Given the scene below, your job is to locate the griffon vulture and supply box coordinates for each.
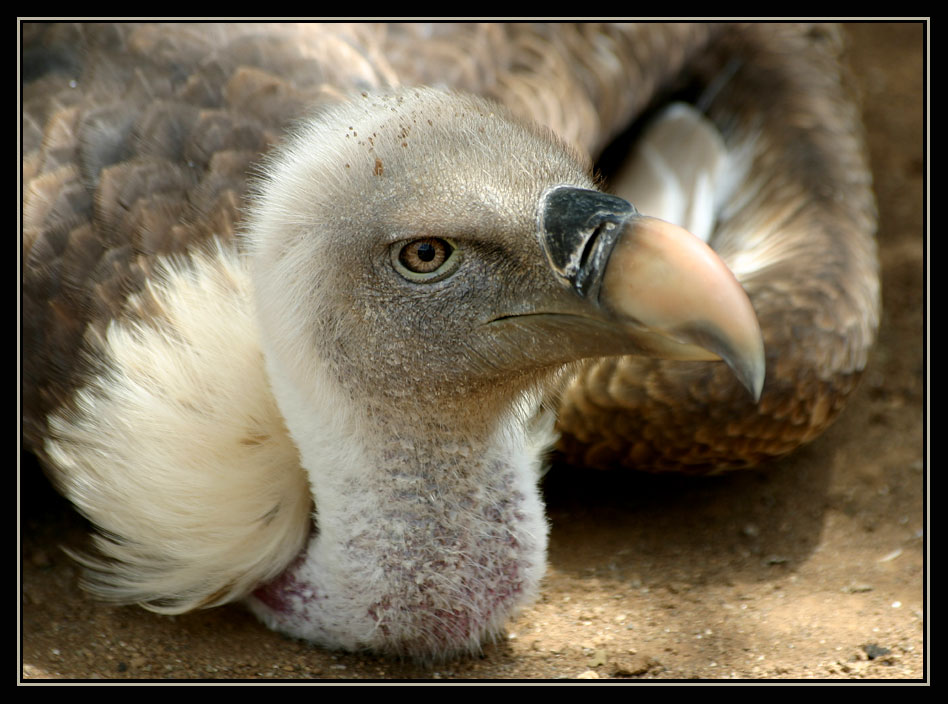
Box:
[21,22,878,660]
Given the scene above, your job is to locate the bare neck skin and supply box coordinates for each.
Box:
[249,355,556,659]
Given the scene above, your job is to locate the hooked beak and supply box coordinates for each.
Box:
[538,185,765,401]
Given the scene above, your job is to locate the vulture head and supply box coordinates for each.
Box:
[229,88,762,657]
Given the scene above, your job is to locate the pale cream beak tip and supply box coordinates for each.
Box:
[600,216,766,401]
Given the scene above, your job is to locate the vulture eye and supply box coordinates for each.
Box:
[392,238,461,282]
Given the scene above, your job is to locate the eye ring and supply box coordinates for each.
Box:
[391,237,461,282]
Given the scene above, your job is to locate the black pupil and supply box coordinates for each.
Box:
[416,242,437,262]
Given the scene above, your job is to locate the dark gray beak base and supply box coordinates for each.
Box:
[537,186,638,301]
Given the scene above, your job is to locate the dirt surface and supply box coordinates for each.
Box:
[20,22,926,682]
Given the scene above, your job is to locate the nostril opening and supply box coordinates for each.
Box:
[579,220,616,271]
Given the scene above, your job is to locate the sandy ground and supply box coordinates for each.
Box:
[20,22,926,682]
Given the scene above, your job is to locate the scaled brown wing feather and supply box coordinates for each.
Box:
[22,22,369,449]
[21,22,878,471]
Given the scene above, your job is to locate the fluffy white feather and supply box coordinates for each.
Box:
[45,243,311,611]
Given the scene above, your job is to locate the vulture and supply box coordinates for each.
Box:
[21,22,879,660]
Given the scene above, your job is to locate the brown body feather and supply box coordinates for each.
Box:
[22,21,876,472]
